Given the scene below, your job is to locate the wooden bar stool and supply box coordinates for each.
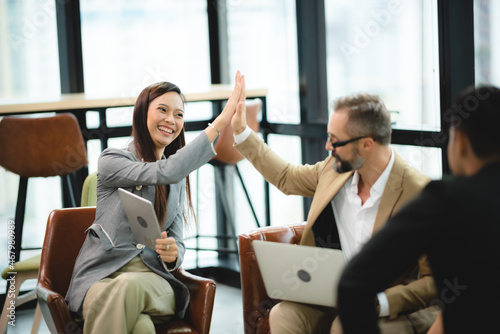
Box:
[0,113,87,333]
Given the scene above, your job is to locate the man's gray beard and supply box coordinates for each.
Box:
[332,154,364,173]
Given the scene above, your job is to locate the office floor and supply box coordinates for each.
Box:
[6,283,244,334]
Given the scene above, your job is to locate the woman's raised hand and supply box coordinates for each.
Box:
[231,72,247,135]
[205,71,245,142]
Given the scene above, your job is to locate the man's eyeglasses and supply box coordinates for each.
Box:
[327,135,371,149]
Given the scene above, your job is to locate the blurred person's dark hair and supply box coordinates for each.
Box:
[450,85,500,159]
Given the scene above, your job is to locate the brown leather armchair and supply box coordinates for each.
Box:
[238,222,306,334]
[36,207,216,334]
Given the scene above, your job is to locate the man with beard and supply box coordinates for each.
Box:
[230,92,439,333]
[337,85,500,334]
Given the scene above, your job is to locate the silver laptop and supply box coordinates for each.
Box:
[118,188,163,251]
[252,240,345,307]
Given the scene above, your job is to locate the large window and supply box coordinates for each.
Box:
[392,145,442,180]
[474,0,500,86]
[325,0,440,130]
[80,0,211,98]
[225,0,303,226]
[226,0,300,124]
[324,0,442,179]
[0,0,60,99]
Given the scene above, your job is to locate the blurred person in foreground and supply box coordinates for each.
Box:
[337,85,500,334]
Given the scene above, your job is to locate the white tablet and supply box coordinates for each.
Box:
[118,188,162,251]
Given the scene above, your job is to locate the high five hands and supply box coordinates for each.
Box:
[231,72,247,136]
[204,71,248,142]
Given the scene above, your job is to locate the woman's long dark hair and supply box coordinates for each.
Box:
[132,82,195,225]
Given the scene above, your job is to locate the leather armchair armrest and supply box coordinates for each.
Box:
[173,267,216,334]
[36,283,82,334]
[238,222,305,334]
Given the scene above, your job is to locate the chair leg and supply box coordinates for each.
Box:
[0,274,20,333]
[0,270,39,333]
[30,303,42,334]
[195,169,200,268]
[214,167,239,256]
[12,176,29,264]
[63,174,77,207]
[15,289,38,305]
[234,165,261,228]
[11,270,39,306]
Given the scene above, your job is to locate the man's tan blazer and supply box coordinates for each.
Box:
[235,131,437,319]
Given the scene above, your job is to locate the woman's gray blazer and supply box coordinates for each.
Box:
[65,133,216,318]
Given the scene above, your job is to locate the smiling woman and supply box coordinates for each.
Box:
[146,94,185,157]
[142,86,186,160]
[64,72,245,333]
[132,82,189,226]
